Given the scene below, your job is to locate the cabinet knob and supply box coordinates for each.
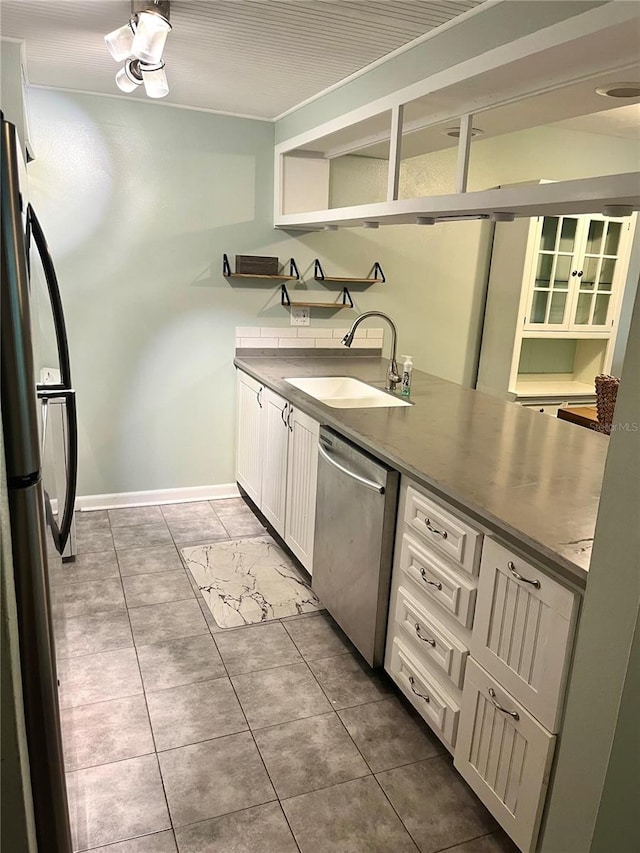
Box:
[488,687,519,720]
[424,518,447,539]
[420,568,443,590]
[414,623,436,646]
[507,560,541,589]
[408,676,430,703]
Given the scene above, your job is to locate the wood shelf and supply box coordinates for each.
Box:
[281,284,354,309]
[313,259,386,284]
[288,301,351,309]
[315,275,384,284]
[223,254,300,280]
[228,273,298,280]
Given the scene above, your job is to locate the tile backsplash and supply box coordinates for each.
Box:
[235,327,384,350]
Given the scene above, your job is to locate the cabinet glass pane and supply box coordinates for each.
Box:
[599,258,616,291]
[559,217,578,252]
[548,291,568,324]
[554,255,571,288]
[535,253,553,285]
[593,294,610,325]
[581,256,599,290]
[540,217,558,251]
[605,222,622,256]
[575,293,593,325]
[586,220,604,254]
[530,291,549,323]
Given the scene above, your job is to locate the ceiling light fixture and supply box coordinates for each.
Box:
[596,83,640,99]
[105,1,172,99]
[445,126,484,138]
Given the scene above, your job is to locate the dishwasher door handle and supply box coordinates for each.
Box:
[318,442,385,494]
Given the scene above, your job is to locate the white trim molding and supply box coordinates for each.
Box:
[75,483,240,512]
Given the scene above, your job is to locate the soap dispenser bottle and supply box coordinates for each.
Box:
[400,355,413,397]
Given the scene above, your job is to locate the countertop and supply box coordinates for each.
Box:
[235,354,608,586]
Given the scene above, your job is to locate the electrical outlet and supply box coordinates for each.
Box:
[291,307,310,326]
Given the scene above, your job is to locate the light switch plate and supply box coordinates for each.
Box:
[291,307,310,326]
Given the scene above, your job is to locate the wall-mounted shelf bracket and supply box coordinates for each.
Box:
[223,254,300,280]
[281,284,354,309]
[313,258,385,283]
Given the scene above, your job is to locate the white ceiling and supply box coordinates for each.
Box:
[0,0,483,119]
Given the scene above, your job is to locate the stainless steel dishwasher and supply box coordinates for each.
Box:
[313,427,399,667]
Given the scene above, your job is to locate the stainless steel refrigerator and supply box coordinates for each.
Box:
[2,114,77,852]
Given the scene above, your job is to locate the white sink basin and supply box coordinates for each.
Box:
[284,376,411,408]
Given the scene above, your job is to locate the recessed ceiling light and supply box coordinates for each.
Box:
[444,127,484,138]
[596,83,640,99]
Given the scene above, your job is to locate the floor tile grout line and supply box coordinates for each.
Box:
[118,549,176,841]
[434,829,503,853]
[168,802,302,852]
[216,643,304,851]
[370,771,423,852]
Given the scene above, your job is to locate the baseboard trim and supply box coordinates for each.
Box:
[75,483,240,512]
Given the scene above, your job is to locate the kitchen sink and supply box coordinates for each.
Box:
[284,376,411,408]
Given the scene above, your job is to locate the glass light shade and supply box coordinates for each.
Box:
[141,64,169,99]
[105,23,134,61]
[131,11,171,64]
[115,61,143,93]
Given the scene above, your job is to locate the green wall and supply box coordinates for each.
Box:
[25,87,640,498]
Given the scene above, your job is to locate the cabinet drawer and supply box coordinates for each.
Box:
[395,586,469,688]
[388,637,460,750]
[405,486,481,576]
[454,659,555,853]
[399,534,477,628]
[472,538,579,732]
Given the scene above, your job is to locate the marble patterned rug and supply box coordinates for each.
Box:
[181,535,322,628]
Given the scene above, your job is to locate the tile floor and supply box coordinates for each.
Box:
[53,498,518,853]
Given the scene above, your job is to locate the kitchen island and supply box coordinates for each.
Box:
[234,352,607,587]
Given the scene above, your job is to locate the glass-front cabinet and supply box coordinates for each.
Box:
[524,214,632,333]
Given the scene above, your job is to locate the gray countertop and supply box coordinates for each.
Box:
[235,354,608,586]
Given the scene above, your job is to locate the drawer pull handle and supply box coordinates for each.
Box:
[414,623,436,646]
[424,518,448,539]
[508,561,540,589]
[408,676,430,703]
[420,568,443,590]
[488,688,519,720]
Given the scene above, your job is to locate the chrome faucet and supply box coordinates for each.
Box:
[342,311,401,392]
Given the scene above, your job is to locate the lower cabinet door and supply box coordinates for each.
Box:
[284,407,319,573]
[236,371,265,506]
[454,659,555,853]
[471,538,578,733]
[260,389,289,536]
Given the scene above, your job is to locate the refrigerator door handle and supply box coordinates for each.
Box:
[37,388,78,555]
[25,204,73,388]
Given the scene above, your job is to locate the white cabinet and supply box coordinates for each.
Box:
[236,370,265,505]
[284,407,319,573]
[524,214,630,333]
[454,659,555,853]
[260,388,290,536]
[386,478,483,753]
[471,538,579,733]
[235,370,319,573]
[477,211,636,404]
[387,479,581,852]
